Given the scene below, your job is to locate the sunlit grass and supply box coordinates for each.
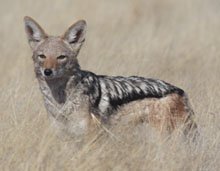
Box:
[0,0,220,170]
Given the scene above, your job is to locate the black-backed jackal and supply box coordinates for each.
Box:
[24,16,197,139]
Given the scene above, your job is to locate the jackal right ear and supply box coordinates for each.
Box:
[24,16,48,50]
[62,20,87,50]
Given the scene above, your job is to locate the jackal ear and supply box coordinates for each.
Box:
[24,16,48,50]
[63,20,87,49]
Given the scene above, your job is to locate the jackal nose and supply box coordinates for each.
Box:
[44,69,53,76]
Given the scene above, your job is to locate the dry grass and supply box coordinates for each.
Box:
[0,0,220,170]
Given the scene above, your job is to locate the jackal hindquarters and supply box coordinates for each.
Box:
[24,16,197,138]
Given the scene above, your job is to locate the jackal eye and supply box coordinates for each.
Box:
[57,55,67,60]
[38,54,46,59]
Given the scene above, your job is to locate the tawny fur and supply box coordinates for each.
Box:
[113,94,196,134]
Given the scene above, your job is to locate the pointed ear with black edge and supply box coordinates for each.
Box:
[23,16,48,50]
[62,20,87,50]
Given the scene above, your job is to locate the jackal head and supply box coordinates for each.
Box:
[24,16,86,80]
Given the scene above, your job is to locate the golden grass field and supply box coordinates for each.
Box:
[1,0,220,170]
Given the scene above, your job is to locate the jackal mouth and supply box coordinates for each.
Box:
[43,75,55,80]
[42,73,66,81]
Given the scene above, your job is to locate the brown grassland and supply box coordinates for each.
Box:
[0,0,220,170]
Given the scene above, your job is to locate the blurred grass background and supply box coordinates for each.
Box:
[0,0,220,170]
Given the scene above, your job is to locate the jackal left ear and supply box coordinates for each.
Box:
[62,20,87,49]
[24,16,48,50]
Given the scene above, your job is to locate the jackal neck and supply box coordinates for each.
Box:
[45,77,69,104]
[43,67,83,104]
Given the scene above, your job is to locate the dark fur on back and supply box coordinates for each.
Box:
[73,70,185,118]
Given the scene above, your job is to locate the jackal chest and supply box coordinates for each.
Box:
[41,88,91,137]
[45,94,89,119]
[39,82,90,120]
